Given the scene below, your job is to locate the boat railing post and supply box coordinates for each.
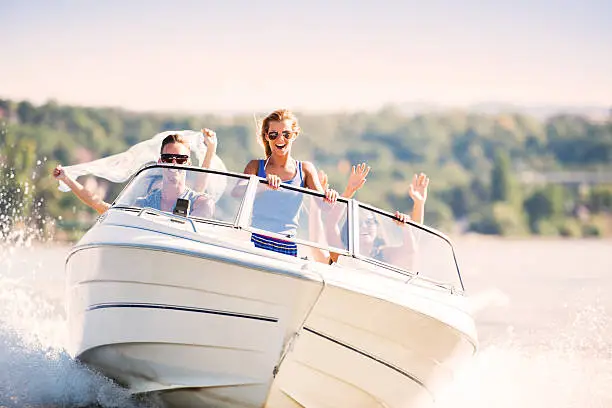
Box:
[235,175,259,229]
[348,200,360,257]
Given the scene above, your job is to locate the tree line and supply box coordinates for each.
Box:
[1,98,611,241]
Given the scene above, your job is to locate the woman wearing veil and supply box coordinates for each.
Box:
[53,128,219,214]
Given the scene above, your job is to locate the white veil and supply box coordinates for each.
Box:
[57,130,228,201]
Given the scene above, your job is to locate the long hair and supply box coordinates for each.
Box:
[257,109,300,157]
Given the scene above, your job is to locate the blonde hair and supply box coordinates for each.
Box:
[257,109,301,157]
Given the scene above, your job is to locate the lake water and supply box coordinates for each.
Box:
[0,236,610,407]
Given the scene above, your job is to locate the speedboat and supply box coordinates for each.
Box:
[65,164,478,407]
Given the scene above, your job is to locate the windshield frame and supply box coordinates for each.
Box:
[111,163,252,228]
[353,201,465,292]
[239,178,353,255]
[110,164,465,293]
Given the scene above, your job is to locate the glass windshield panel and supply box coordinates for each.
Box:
[248,181,349,253]
[357,206,462,289]
[114,165,247,225]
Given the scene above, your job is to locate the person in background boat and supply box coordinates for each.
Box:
[321,165,429,266]
[236,108,338,257]
[52,128,219,215]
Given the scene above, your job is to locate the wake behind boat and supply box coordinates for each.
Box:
[65,164,478,407]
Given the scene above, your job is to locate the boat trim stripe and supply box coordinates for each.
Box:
[87,302,278,323]
[303,326,432,396]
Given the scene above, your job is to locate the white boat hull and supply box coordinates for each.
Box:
[268,281,476,408]
[67,219,326,407]
[66,209,477,407]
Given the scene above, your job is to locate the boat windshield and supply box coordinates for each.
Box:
[355,205,463,290]
[113,165,248,225]
[113,165,350,254]
[113,165,462,291]
[246,180,350,254]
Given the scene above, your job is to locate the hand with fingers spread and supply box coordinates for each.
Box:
[266,174,282,190]
[408,172,429,205]
[344,163,370,198]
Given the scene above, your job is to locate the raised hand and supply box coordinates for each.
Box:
[53,165,67,181]
[408,173,429,204]
[345,163,370,197]
[201,128,218,152]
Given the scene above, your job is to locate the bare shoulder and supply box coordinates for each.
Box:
[300,160,318,176]
[243,159,260,175]
[299,161,322,190]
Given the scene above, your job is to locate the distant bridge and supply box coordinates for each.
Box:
[519,171,612,185]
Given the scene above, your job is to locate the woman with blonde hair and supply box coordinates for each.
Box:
[240,109,337,257]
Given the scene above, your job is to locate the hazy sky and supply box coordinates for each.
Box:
[1,0,610,113]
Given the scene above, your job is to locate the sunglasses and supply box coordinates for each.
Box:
[267,131,296,141]
[361,217,378,227]
[161,153,189,164]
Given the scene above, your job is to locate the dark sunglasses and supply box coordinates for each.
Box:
[161,153,189,164]
[267,131,296,141]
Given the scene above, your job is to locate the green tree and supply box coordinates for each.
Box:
[491,150,514,203]
[16,100,38,124]
[523,186,565,232]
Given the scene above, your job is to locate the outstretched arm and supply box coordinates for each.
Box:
[53,165,111,214]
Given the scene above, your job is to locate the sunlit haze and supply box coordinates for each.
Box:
[1,0,611,113]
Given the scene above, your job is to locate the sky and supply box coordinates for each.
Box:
[1,0,611,113]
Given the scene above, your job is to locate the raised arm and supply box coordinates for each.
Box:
[324,163,370,263]
[325,163,370,231]
[379,174,430,268]
[408,173,429,224]
[201,128,218,170]
[53,165,111,215]
[194,128,218,192]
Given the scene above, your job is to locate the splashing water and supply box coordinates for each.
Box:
[0,164,161,407]
[0,159,610,407]
[435,299,612,408]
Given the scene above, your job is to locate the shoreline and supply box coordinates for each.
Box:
[2,234,610,252]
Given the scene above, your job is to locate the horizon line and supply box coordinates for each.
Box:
[1,95,610,118]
